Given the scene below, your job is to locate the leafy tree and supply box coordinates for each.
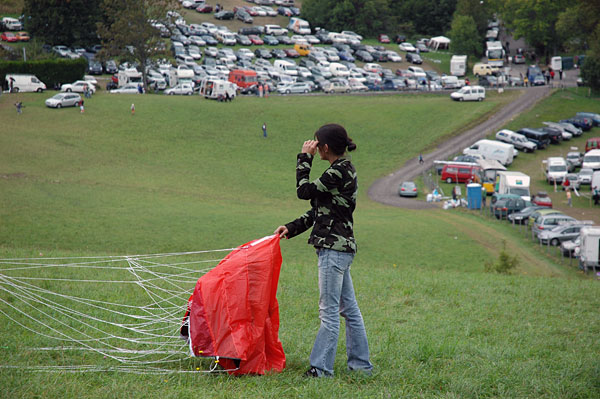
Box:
[389,0,457,36]
[581,53,600,92]
[96,0,177,90]
[499,0,571,60]
[454,0,490,37]
[449,14,482,56]
[22,0,101,47]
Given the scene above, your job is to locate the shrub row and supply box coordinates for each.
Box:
[0,58,87,89]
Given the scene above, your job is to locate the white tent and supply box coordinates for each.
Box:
[429,36,451,51]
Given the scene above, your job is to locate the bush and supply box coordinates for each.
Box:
[580,51,600,93]
[485,240,519,274]
[0,57,87,89]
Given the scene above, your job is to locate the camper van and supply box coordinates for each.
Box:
[450,55,467,76]
[228,69,257,91]
[4,74,46,93]
[117,68,143,87]
[1,17,22,31]
[463,139,514,165]
[545,157,568,184]
[496,171,531,201]
[579,227,600,271]
[551,56,563,72]
[198,78,237,100]
[477,159,506,195]
[287,18,311,35]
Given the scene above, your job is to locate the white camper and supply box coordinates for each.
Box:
[464,139,514,166]
[4,74,46,93]
[551,56,563,72]
[274,60,298,76]
[117,68,143,87]
[450,55,467,76]
[496,171,531,201]
[579,227,600,271]
[287,18,311,35]
[198,78,236,100]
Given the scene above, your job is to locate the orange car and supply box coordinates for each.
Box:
[16,31,30,41]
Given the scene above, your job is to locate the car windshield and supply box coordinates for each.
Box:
[580,169,593,175]
[549,165,566,172]
[584,156,600,162]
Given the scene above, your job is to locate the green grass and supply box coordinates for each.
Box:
[1,89,599,398]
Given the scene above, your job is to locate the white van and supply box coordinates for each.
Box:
[451,85,485,102]
[495,129,537,153]
[473,63,495,76]
[442,75,462,89]
[5,74,47,93]
[545,157,568,184]
[463,139,514,165]
[582,149,600,170]
[329,62,349,77]
[274,60,298,76]
[2,17,22,31]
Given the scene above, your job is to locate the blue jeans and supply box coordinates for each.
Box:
[309,248,373,376]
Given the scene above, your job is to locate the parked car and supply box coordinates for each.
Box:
[578,168,594,185]
[254,48,272,59]
[1,31,18,42]
[15,31,30,41]
[61,80,96,94]
[493,198,531,220]
[528,208,562,227]
[110,84,141,94]
[196,5,213,13]
[507,205,545,225]
[45,92,82,108]
[538,223,587,246]
[451,85,485,102]
[214,10,234,20]
[378,34,391,44]
[531,191,552,208]
[248,35,264,45]
[263,35,279,46]
[277,82,312,94]
[164,83,194,95]
[513,54,526,64]
[398,181,418,197]
[416,43,429,53]
[532,213,576,238]
[398,42,416,52]
[576,112,600,127]
[323,80,350,94]
[406,53,422,64]
[560,116,593,131]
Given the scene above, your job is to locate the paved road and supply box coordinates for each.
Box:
[367,86,554,209]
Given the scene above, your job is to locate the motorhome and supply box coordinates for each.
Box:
[117,68,143,87]
[582,149,600,170]
[450,55,467,76]
[485,41,505,67]
[198,78,237,100]
[4,74,46,93]
[551,56,563,72]
[463,139,514,165]
[496,171,531,201]
[477,159,506,195]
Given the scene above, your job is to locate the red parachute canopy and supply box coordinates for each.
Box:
[182,235,286,375]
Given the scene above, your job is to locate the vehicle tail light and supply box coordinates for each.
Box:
[502,207,508,211]
[413,188,417,191]
[401,188,405,191]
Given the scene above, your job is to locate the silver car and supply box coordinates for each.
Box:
[45,93,82,108]
[277,82,312,94]
[578,168,594,185]
[538,223,586,246]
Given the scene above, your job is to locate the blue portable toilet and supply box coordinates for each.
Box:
[467,183,482,209]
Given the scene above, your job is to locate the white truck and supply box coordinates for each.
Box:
[544,157,568,184]
[450,55,467,77]
[1,17,22,31]
[496,171,531,201]
[198,78,236,100]
[287,17,311,35]
[463,139,514,166]
[4,74,47,93]
[579,227,600,272]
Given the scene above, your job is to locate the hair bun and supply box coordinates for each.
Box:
[347,139,357,152]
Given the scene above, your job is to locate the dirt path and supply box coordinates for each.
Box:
[367,86,553,209]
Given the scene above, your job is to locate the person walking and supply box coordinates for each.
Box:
[131,103,135,115]
[79,99,85,113]
[262,122,267,138]
[258,83,263,98]
[14,101,22,114]
[418,153,424,164]
[274,124,373,378]
[523,76,529,87]
[559,69,563,80]
[566,188,572,207]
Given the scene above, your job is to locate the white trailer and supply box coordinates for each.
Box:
[579,227,600,272]
[450,55,467,77]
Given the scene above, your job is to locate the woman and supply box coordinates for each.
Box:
[274,124,373,378]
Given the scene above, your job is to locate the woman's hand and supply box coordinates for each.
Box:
[274,226,288,238]
[301,140,319,155]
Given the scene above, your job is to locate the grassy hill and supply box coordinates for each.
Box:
[1,89,599,398]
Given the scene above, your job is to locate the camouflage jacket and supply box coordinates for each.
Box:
[285,153,357,253]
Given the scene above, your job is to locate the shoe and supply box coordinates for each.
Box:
[304,367,320,378]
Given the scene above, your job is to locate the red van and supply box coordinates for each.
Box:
[585,137,600,153]
[228,69,257,91]
[441,164,481,184]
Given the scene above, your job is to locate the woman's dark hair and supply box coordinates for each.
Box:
[314,124,356,155]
